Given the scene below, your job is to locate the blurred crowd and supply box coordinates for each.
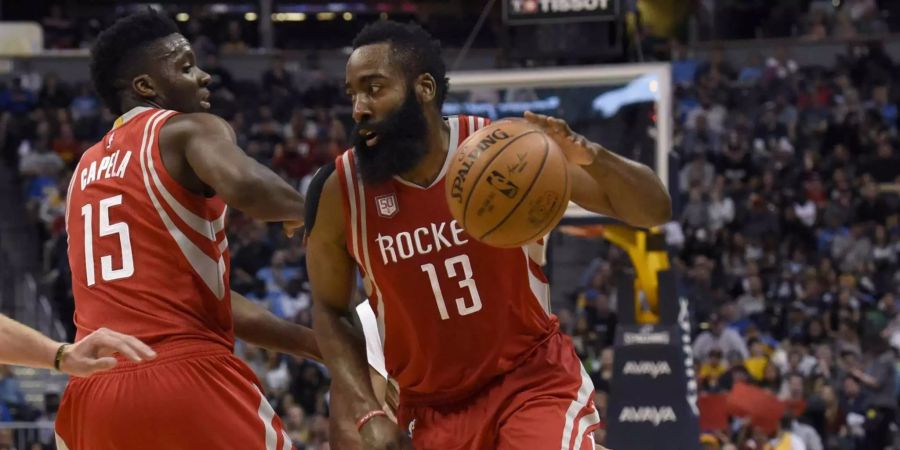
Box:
[691,0,896,41]
[563,38,899,449]
[1,8,900,450]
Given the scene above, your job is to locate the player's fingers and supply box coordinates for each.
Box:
[117,334,157,360]
[94,334,144,362]
[86,356,118,374]
[101,330,157,360]
[523,111,549,126]
[550,117,569,134]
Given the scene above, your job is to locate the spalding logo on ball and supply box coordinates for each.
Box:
[445,118,572,248]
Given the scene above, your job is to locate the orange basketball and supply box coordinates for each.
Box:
[445,118,572,248]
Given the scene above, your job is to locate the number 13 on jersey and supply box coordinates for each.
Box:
[420,254,483,320]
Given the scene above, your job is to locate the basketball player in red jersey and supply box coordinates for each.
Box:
[55,10,318,450]
[307,21,669,450]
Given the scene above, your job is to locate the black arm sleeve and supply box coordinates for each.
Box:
[303,161,337,238]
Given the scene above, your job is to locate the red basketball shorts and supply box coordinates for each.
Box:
[398,332,600,450]
[54,339,295,450]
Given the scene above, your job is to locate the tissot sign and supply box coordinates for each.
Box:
[503,0,619,25]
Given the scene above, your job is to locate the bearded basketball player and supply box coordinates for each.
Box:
[308,21,668,450]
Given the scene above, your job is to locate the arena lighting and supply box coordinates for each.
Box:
[244,12,258,22]
[175,12,189,22]
[317,12,337,20]
[343,12,353,21]
[272,12,306,22]
[208,4,229,14]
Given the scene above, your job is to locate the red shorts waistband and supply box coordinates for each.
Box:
[93,338,234,375]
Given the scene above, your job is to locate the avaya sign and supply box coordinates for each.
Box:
[503,0,619,25]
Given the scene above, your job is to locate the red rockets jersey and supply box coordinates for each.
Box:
[335,115,559,406]
[65,107,233,349]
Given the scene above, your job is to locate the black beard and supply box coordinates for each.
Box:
[352,89,429,185]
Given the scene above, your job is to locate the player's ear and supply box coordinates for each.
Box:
[132,74,156,100]
[415,73,436,104]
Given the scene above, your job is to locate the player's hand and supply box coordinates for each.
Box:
[60,327,156,377]
[524,111,597,166]
[360,415,413,450]
[283,220,304,238]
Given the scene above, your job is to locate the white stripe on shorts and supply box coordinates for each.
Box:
[256,385,278,450]
[55,433,71,450]
[560,364,596,450]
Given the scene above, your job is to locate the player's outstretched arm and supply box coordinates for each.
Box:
[524,111,672,229]
[308,173,412,450]
[161,112,305,223]
[231,290,321,361]
[0,314,156,377]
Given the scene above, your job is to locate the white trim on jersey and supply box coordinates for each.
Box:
[522,239,551,314]
[468,116,476,135]
[138,110,227,299]
[354,175,387,344]
[342,151,387,344]
[281,430,292,450]
[356,300,388,379]
[63,160,78,231]
[340,152,361,271]
[391,116,460,190]
[213,208,227,233]
[117,106,153,126]
[524,254,550,314]
[146,129,220,241]
[561,364,600,450]
[525,238,548,266]
[430,116,461,188]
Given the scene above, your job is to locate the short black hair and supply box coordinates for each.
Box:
[90,9,180,115]
[352,20,449,107]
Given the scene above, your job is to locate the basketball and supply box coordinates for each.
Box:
[445,119,572,248]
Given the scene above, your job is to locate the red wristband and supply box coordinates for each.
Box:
[356,410,388,431]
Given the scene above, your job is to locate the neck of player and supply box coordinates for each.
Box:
[398,114,450,188]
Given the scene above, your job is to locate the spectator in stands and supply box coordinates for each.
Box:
[37,74,70,110]
[0,365,27,421]
[220,20,248,54]
[694,313,750,360]
[0,78,36,115]
[262,56,294,101]
[41,5,76,49]
[850,337,896,449]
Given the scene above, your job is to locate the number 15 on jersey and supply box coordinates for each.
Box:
[80,194,135,286]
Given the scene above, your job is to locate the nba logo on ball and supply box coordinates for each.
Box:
[375,193,399,218]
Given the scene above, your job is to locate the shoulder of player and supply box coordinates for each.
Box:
[159,112,236,147]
